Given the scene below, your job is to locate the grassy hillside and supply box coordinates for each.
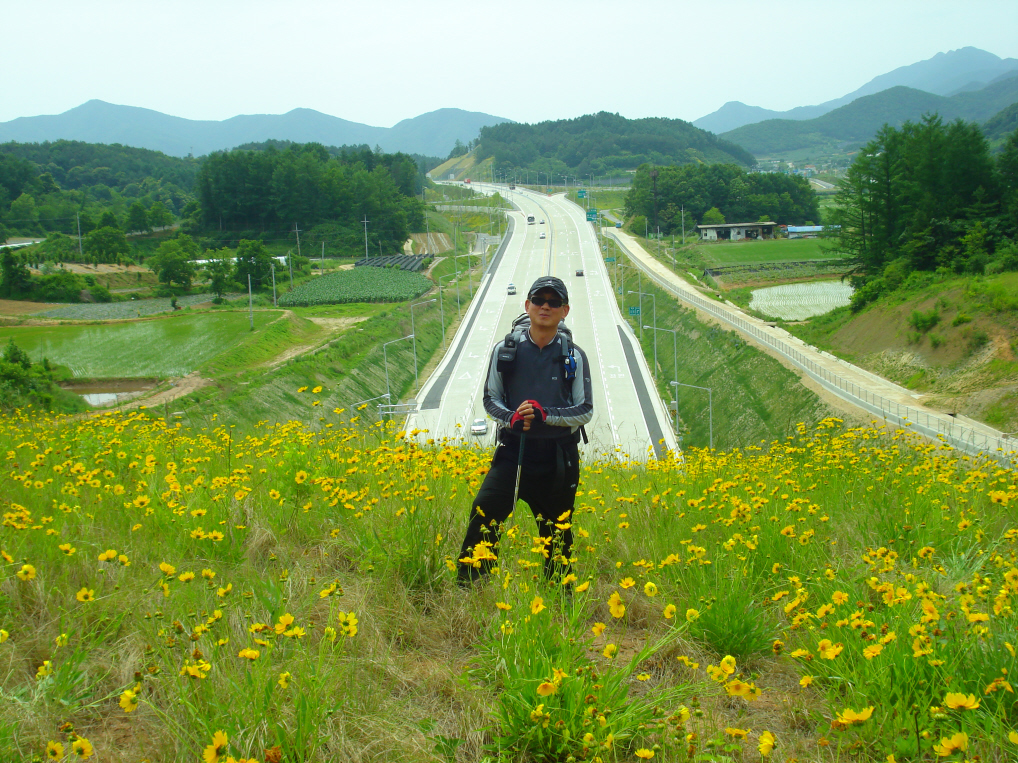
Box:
[723,76,1018,155]
[782,270,1018,430]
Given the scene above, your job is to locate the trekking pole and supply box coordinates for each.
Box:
[512,432,527,509]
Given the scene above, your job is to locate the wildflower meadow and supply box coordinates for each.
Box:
[2,391,1017,762]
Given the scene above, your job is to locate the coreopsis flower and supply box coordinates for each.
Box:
[932,731,967,757]
[725,727,748,739]
[575,580,590,592]
[835,706,874,725]
[531,596,546,615]
[603,643,618,659]
[278,672,291,689]
[591,622,606,636]
[619,577,636,589]
[16,564,36,581]
[159,562,176,576]
[203,730,229,763]
[644,582,658,597]
[75,588,95,602]
[831,591,850,605]
[295,470,309,484]
[663,604,676,619]
[46,741,64,760]
[0,630,8,643]
[537,681,557,696]
[120,687,139,712]
[635,750,655,759]
[799,675,814,688]
[238,648,260,660]
[685,608,700,622]
[818,639,843,659]
[98,549,117,562]
[71,737,94,759]
[944,692,980,710]
[608,592,625,619]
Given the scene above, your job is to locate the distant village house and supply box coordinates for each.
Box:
[695,221,777,241]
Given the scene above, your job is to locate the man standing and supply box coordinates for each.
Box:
[456,276,594,584]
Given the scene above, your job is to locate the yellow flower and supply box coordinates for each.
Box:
[238,648,260,660]
[608,591,626,619]
[295,470,309,484]
[799,675,814,688]
[312,385,323,393]
[818,639,843,659]
[72,737,94,759]
[831,591,850,605]
[269,489,281,500]
[863,643,883,660]
[278,672,291,688]
[537,681,558,696]
[663,604,676,619]
[178,571,195,582]
[0,629,8,643]
[644,581,658,597]
[531,596,546,615]
[603,643,618,659]
[54,633,68,647]
[75,587,95,602]
[46,741,64,760]
[635,750,655,759]
[16,564,36,581]
[933,731,968,756]
[944,692,980,710]
[726,679,761,700]
[725,727,748,738]
[591,622,606,636]
[203,730,229,763]
[120,687,139,712]
[1009,730,1018,744]
[619,577,636,589]
[758,730,776,756]
[686,608,700,622]
[575,580,590,592]
[159,562,176,576]
[835,706,874,725]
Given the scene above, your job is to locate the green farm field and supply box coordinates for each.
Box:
[696,237,830,265]
[0,312,277,378]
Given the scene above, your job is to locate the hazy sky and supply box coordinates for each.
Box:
[5,0,1018,127]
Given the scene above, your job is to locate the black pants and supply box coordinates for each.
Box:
[456,436,579,583]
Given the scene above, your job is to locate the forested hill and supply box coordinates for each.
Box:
[721,75,1018,155]
[0,140,198,192]
[476,112,756,175]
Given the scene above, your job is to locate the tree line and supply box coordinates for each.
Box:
[624,163,820,232]
[194,142,427,256]
[476,112,756,177]
[826,115,1018,309]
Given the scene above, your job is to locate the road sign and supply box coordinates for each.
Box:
[604,257,616,262]
[585,209,598,221]
[628,306,641,316]
[602,245,607,251]
[577,190,586,198]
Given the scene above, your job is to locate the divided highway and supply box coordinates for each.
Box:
[405,186,678,460]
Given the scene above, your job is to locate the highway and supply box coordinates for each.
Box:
[405,185,678,461]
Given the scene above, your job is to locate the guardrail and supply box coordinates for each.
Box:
[608,233,1017,464]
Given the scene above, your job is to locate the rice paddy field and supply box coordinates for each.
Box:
[2,402,1017,762]
[749,281,854,320]
[37,295,219,321]
[0,312,277,378]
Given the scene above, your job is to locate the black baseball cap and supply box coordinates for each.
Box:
[528,276,568,303]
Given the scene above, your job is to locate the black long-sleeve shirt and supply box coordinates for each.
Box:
[482,329,594,440]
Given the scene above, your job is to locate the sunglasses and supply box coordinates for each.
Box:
[530,296,565,308]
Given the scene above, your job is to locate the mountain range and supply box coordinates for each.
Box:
[0,101,512,159]
[720,73,1018,156]
[694,47,1018,134]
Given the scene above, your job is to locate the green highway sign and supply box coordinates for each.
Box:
[585,209,598,221]
[604,257,616,262]
[628,306,641,316]
[577,190,586,198]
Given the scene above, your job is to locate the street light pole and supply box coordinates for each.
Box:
[671,381,713,450]
[410,298,436,394]
[382,334,415,404]
[645,325,678,429]
[628,290,655,350]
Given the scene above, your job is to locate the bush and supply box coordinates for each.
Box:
[967,329,989,353]
[849,278,886,312]
[952,313,972,326]
[88,285,112,303]
[929,333,944,349]
[908,308,940,333]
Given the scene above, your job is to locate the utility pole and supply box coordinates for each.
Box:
[321,241,324,271]
[271,263,277,306]
[362,216,370,260]
[681,205,685,247]
[247,275,253,330]
[294,223,302,259]
[76,212,83,260]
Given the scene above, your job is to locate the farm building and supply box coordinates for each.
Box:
[695,222,777,241]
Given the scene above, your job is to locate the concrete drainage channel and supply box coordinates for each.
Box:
[60,379,160,407]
